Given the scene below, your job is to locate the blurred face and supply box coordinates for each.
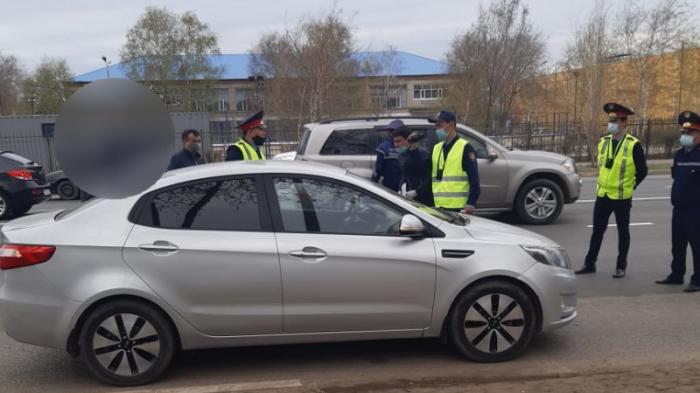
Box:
[681,129,700,144]
[393,136,408,149]
[249,125,267,139]
[184,132,201,150]
[608,117,627,130]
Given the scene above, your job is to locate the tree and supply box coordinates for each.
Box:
[249,7,359,131]
[446,0,545,128]
[0,53,25,115]
[358,46,404,116]
[120,6,222,111]
[22,57,72,115]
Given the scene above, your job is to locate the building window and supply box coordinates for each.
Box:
[212,88,230,112]
[370,85,406,109]
[235,88,254,112]
[413,84,444,100]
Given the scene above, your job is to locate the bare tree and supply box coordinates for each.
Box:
[446,0,545,128]
[22,57,72,115]
[0,53,25,115]
[358,46,404,116]
[120,6,222,111]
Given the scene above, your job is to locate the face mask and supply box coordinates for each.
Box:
[253,136,266,146]
[680,134,695,147]
[607,123,619,134]
[436,129,447,141]
[397,146,408,154]
[190,142,201,154]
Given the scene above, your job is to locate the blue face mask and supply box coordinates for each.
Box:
[680,134,695,147]
[608,122,619,134]
[396,146,408,154]
[436,129,447,141]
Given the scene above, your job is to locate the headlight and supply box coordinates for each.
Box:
[521,245,572,269]
[561,158,576,174]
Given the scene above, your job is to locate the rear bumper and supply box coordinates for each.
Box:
[29,185,52,204]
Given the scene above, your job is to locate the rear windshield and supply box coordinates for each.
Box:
[0,152,34,166]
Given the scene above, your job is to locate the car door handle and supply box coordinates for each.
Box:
[289,247,327,259]
[138,241,180,254]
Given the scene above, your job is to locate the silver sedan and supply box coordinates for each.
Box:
[0,161,576,386]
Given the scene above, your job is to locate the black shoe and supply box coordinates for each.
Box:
[684,283,700,293]
[655,276,684,285]
[575,266,596,274]
[612,269,626,278]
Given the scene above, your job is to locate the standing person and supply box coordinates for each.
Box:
[167,129,205,171]
[656,111,700,292]
[372,119,404,191]
[395,128,433,206]
[225,110,267,161]
[430,110,480,213]
[575,103,648,278]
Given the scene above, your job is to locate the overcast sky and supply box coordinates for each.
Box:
[0,0,660,76]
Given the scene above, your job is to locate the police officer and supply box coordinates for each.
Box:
[655,111,700,292]
[395,127,434,206]
[430,110,480,213]
[225,110,266,161]
[575,103,648,278]
[167,129,205,170]
[372,119,404,191]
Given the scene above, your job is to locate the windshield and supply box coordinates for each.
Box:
[346,171,469,226]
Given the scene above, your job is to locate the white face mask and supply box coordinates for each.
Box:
[608,123,619,134]
[680,134,695,147]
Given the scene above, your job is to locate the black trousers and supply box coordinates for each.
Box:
[669,207,700,285]
[584,196,632,270]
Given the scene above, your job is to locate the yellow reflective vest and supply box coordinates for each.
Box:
[432,138,470,209]
[596,134,638,200]
[234,139,265,161]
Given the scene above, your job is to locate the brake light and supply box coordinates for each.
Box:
[7,169,33,181]
[0,244,55,270]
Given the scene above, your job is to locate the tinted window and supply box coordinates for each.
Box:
[0,152,33,166]
[320,129,377,155]
[458,130,489,159]
[0,156,18,171]
[137,178,261,231]
[273,177,403,236]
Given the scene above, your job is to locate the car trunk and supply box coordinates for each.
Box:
[1,152,48,185]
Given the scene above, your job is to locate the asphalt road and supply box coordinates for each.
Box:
[2,175,699,393]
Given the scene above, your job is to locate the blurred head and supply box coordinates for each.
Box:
[679,111,700,146]
[181,129,201,153]
[431,110,457,140]
[393,126,411,152]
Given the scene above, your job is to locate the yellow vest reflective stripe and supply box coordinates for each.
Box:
[234,139,265,161]
[596,134,638,200]
[432,138,470,209]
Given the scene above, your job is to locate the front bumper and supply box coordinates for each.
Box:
[565,173,582,203]
[519,261,577,332]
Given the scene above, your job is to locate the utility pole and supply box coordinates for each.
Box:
[677,41,685,113]
[101,56,112,79]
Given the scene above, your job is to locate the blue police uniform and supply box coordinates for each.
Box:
[167,148,205,171]
[372,138,403,191]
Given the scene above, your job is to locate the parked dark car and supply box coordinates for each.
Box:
[0,151,51,219]
[46,170,81,200]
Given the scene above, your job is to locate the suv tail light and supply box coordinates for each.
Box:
[0,244,56,270]
[7,168,33,181]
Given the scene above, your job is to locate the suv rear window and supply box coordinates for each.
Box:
[320,129,378,155]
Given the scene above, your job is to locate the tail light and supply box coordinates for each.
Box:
[0,244,56,270]
[7,168,33,181]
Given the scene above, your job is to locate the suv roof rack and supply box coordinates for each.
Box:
[318,116,433,125]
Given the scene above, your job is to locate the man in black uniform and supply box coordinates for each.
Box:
[395,127,434,206]
[225,110,267,161]
[656,111,700,292]
[167,129,205,170]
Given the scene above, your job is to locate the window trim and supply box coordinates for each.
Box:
[128,174,273,232]
[262,173,442,238]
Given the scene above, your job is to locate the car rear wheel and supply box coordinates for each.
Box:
[0,192,13,220]
[515,179,564,225]
[56,179,79,200]
[449,280,537,362]
[79,300,177,386]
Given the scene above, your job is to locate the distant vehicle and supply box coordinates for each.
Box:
[272,151,297,160]
[47,170,81,200]
[0,151,51,219]
[295,117,582,224]
[0,160,576,386]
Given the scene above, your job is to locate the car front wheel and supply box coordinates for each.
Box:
[79,300,177,386]
[515,179,564,225]
[449,280,537,362]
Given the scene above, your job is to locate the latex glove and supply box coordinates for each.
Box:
[405,190,417,199]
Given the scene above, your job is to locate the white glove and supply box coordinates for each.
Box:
[406,190,417,199]
[399,183,408,197]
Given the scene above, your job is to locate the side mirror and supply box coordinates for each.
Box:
[487,147,498,161]
[399,214,426,238]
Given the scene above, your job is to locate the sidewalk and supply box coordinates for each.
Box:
[576,159,672,178]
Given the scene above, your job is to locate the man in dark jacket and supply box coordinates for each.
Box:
[372,119,404,191]
[167,129,205,171]
[395,128,433,206]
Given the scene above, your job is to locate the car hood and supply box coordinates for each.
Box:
[2,211,59,232]
[465,215,559,248]
[505,149,568,164]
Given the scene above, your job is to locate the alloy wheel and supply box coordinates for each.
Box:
[524,187,557,219]
[92,313,160,377]
[464,293,525,353]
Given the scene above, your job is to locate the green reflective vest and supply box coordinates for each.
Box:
[596,134,638,200]
[432,138,470,209]
[234,139,265,161]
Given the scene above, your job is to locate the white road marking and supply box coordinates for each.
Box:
[586,222,654,228]
[576,196,670,203]
[118,379,303,393]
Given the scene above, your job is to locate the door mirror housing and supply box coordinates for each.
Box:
[399,214,426,238]
[487,147,498,161]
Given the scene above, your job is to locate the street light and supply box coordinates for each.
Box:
[101,56,112,79]
[25,96,37,115]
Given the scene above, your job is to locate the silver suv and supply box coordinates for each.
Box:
[296,117,582,224]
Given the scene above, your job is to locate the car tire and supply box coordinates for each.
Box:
[0,191,14,220]
[515,179,564,225]
[449,280,537,362]
[13,203,31,217]
[56,179,79,200]
[79,300,177,386]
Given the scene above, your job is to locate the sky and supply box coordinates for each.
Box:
[0,0,656,76]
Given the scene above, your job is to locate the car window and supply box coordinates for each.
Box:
[320,128,378,155]
[136,177,261,231]
[0,156,18,171]
[273,177,404,236]
[0,152,34,166]
[296,127,311,155]
[457,130,489,159]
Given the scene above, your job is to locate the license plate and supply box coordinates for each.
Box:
[43,189,51,196]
